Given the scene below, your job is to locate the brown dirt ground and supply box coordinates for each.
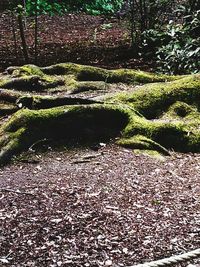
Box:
[0,143,200,266]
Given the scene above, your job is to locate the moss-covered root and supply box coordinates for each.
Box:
[114,75,200,118]
[16,95,102,109]
[0,103,19,117]
[6,64,44,76]
[0,90,21,117]
[0,88,102,111]
[41,62,179,83]
[69,81,109,94]
[0,127,26,165]
[0,75,65,91]
[2,63,181,93]
[0,89,22,103]
[117,135,170,156]
[0,104,129,165]
[1,99,200,164]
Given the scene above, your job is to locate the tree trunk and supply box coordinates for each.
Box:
[34,0,38,64]
[17,9,29,63]
[10,10,19,61]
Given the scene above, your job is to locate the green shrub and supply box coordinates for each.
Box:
[141,29,169,57]
[25,0,123,15]
[26,0,65,15]
[156,10,200,74]
[85,0,122,15]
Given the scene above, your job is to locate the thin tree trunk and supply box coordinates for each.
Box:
[130,0,136,47]
[10,10,18,61]
[34,0,38,64]
[138,0,143,33]
[8,0,18,61]
[17,11,29,63]
[143,0,147,29]
[23,0,27,29]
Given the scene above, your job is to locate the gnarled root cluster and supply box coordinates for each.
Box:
[0,62,199,165]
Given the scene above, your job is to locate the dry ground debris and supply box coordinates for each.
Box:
[0,144,200,266]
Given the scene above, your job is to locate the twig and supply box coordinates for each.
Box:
[0,188,34,196]
[72,153,102,164]
[28,138,49,152]
[82,153,102,160]
[18,158,40,164]
[72,159,91,164]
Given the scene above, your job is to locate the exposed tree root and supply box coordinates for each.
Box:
[16,95,102,109]
[0,104,129,164]
[1,63,179,93]
[117,135,171,156]
[0,75,65,91]
[0,63,199,165]
[41,63,178,83]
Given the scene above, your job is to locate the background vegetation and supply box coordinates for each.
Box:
[1,0,199,74]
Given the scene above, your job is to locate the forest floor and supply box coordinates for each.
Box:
[0,12,154,71]
[0,144,200,266]
[0,12,200,267]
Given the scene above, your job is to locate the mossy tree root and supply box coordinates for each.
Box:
[117,135,171,156]
[0,89,102,117]
[1,102,178,164]
[0,104,130,165]
[113,75,200,118]
[41,63,179,83]
[16,95,102,109]
[1,63,181,94]
[1,99,200,164]
[0,75,65,91]
[0,63,200,165]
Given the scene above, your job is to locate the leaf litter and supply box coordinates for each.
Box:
[0,144,200,266]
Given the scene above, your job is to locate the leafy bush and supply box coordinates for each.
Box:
[85,0,122,15]
[156,9,200,74]
[141,29,169,57]
[26,0,65,15]
[25,0,123,15]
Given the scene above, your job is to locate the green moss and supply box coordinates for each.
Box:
[162,101,198,119]
[70,81,108,94]
[16,94,100,110]
[117,135,170,155]
[42,63,108,81]
[42,63,83,75]
[0,63,183,94]
[117,98,200,153]
[133,149,166,159]
[0,104,130,164]
[113,75,200,118]
[108,69,178,84]
[0,74,65,91]
[0,75,40,90]
[42,63,180,84]
[0,127,26,164]
[12,64,45,77]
